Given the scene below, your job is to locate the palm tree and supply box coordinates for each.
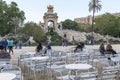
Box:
[88,0,102,44]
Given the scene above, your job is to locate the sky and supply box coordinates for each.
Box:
[5,0,120,23]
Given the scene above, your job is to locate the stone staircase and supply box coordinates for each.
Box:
[56,29,120,42]
[57,29,87,42]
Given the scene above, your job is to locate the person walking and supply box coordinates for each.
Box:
[62,34,68,47]
[18,40,23,49]
[7,39,14,54]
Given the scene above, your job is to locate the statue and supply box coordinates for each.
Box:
[47,35,51,45]
[29,36,35,43]
[47,5,54,12]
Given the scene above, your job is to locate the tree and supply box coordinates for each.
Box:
[115,16,120,37]
[0,0,25,36]
[77,23,91,32]
[62,19,79,30]
[19,22,46,42]
[95,13,120,37]
[88,0,102,44]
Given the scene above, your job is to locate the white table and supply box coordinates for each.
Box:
[65,64,92,78]
[65,64,92,70]
[31,56,49,60]
[26,52,36,55]
[20,52,36,57]
[111,57,120,61]
[111,57,120,65]
[66,53,74,56]
[0,73,16,80]
[24,56,49,61]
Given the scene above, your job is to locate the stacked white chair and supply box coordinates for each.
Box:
[28,59,48,80]
[101,70,118,80]
[79,71,98,80]
[1,66,23,80]
[0,59,12,69]
[18,54,30,66]
[50,64,75,80]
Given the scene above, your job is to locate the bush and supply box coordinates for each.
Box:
[46,29,62,46]
[109,39,120,44]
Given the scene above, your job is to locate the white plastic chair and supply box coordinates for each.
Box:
[50,64,75,80]
[101,70,118,80]
[18,54,30,66]
[0,59,12,69]
[28,60,48,80]
[79,71,98,80]
[1,66,23,80]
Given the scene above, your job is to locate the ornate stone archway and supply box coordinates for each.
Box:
[40,5,62,32]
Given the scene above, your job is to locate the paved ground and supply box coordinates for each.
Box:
[9,44,120,80]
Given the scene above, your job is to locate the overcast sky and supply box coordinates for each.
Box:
[5,0,120,23]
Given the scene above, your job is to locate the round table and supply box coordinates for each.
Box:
[65,64,92,70]
[24,56,49,61]
[30,56,49,60]
[26,52,36,55]
[65,64,92,78]
[0,73,16,80]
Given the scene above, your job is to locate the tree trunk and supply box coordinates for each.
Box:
[91,8,95,45]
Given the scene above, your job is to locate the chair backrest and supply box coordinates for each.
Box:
[79,71,98,80]
[18,54,30,61]
[67,54,76,64]
[101,70,118,80]
[76,54,90,64]
[50,51,61,64]
[51,64,69,80]
[99,58,109,67]
[29,59,48,72]
[0,59,12,68]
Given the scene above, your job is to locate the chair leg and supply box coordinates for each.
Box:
[27,67,31,80]
[33,70,37,80]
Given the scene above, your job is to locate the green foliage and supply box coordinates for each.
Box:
[77,23,91,32]
[109,39,120,44]
[95,39,106,44]
[86,35,93,40]
[95,13,120,37]
[115,17,120,37]
[62,19,79,31]
[17,34,29,43]
[19,22,46,43]
[88,0,102,13]
[46,28,62,46]
[0,0,25,36]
